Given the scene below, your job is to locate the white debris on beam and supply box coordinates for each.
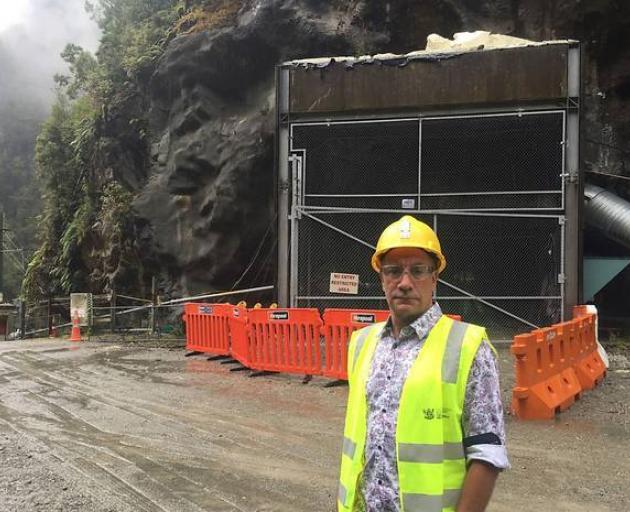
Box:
[283,31,578,68]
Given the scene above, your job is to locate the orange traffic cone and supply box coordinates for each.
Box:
[69,312,82,342]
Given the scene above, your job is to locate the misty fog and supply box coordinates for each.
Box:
[0,0,100,117]
[0,0,101,299]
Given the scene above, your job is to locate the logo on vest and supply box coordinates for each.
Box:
[423,408,451,420]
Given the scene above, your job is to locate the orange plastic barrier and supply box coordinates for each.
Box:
[229,305,250,367]
[321,309,390,380]
[511,322,583,419]
[572,307,606,390]
[247,308,323,376]
[183,303,231,355]
[512,306,607,420]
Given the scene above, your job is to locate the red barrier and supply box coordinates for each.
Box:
[183,303,231,355]
[247,308,323,376]
[185,304,463,380]
[321,309,390,380]
[511,322,583,420]
[229,305,250,367]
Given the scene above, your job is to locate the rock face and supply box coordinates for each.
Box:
[125,0,630,298]
[134,0,375,295]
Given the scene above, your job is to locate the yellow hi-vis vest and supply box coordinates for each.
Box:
[338,315,489,512]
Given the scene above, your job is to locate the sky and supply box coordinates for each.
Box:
[0,0,101,113]
[0,2,29,33]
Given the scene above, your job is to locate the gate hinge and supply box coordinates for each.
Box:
[560,167,579,183]
[279,180,290,192]
[557,273,566,284]
[558,216,566,226]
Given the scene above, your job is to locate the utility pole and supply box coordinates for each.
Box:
[110,286,117,332]
[0,210,4,299]
[150,276,157,335]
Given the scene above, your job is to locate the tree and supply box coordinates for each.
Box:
[23,0,182,302]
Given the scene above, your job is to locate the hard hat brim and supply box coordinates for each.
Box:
[372,246,446,274]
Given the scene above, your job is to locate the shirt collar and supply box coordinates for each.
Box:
[382,302,443,341]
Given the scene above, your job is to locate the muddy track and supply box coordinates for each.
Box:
[0,344,340,511]
[0,340,628,511]
[0,352,238,511]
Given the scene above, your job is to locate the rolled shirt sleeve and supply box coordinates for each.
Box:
[462,340,510,470]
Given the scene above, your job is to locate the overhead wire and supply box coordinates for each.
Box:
[230,213,277,291]
[251,237,277,286]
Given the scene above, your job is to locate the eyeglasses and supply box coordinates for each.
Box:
[381,264,436,281]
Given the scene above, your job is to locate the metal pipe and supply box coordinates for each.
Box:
[116,294,151,303]
[160,285,274,306]
[93,286,274,321]
[584,184,630,249]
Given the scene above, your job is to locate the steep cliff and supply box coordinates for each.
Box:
[26,0,630,305]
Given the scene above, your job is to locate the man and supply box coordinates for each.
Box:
[338,216,508,512]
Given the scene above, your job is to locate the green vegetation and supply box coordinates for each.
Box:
[19,0,245,303]
[23,0,184,302]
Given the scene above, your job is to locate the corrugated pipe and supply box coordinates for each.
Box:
[584,184,630,249]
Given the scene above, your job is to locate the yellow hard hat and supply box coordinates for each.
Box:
[371,215,446,273]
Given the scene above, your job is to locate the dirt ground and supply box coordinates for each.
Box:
[0,337,627,512]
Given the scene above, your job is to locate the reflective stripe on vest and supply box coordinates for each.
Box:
[442,320,469,383]
[402,489,461,512]
[354,320,468,380]
[351,326,374,374]
[339,482,348,505]
[398,442,464,463]
[342,437,356,459]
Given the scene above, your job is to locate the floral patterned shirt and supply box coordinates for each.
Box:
[355,302,509,512]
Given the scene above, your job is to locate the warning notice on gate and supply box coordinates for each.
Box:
[329,273,359,295]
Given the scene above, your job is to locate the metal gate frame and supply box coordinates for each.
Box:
[277,45,581,333]
[293,209,565,330]
[278,107,579,333]
[293,111,566,213]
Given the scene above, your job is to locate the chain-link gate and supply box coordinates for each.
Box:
[287,112,566,338]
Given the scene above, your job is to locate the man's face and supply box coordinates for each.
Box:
[380,247,438,327]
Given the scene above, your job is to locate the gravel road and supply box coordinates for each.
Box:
[0,338,627,511]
